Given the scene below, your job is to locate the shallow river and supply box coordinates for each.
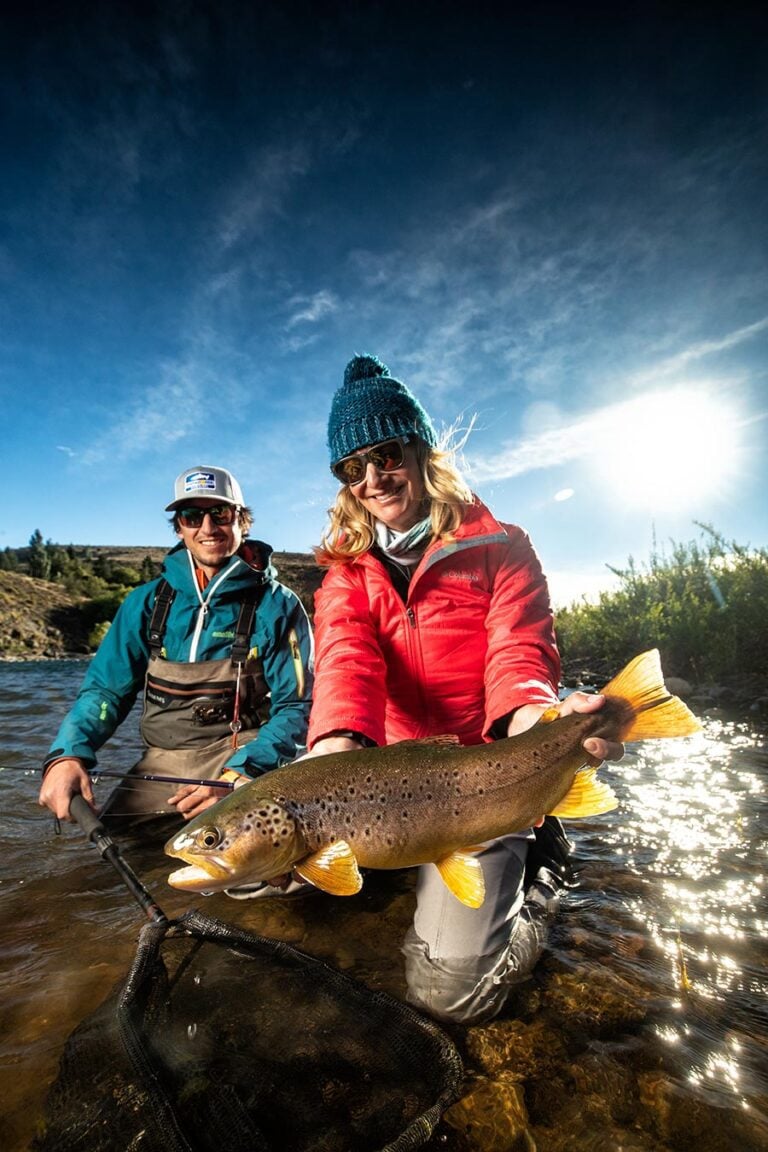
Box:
[0,660,766,1151]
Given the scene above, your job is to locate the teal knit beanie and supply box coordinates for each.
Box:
[328,354,438,464]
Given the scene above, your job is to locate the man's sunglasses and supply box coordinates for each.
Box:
[177,504,238,528]
[331,436,412,485]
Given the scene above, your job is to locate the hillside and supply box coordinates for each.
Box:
[0,548,324,660]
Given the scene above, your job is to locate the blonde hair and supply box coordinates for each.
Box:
[316,437,474,564]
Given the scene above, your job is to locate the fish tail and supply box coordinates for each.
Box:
[601,649,701,741]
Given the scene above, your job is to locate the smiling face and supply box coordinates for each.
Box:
[350,440,428,532]
[175,499,243,577]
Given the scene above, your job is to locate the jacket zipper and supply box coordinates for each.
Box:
[188,554,240,662]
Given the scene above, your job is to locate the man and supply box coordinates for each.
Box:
[39,465,313,823]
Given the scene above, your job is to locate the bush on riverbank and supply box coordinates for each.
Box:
[556,523,768,683]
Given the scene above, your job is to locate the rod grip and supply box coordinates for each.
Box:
[69,793,106,841]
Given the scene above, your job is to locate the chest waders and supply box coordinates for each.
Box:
[101,580,268,817]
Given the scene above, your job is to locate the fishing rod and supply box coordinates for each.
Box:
[0,764,236,790]
[70,794,169,925]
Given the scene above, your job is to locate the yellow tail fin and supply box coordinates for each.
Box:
[601,649,701,742]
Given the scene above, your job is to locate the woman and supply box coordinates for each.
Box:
[306,354,621,1025]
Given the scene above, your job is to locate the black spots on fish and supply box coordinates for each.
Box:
[348,785,356,796]
[453,807,460,817]
[364,828,371,838]
[401,790,413,800]
[365,774,373,785]
[386,835,394,846]
[379,794,387,804]
[401,810,409,820]
[375,812,383,822]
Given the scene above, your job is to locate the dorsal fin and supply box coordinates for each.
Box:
[391,735,462,749]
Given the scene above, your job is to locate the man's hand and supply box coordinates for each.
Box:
[38,759,96,821]
[168,774,248,821]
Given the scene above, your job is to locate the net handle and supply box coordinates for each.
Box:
[70,795,169,926]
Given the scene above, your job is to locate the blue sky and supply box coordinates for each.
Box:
[3,1,767,607]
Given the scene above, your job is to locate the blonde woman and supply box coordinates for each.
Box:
[306,354,621,1025]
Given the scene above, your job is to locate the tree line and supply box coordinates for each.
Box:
[2,531,163,650]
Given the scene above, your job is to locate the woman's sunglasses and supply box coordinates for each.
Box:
[177,504,238,528]
[331,436,411,485]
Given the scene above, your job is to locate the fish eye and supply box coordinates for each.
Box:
[197,827,222,849]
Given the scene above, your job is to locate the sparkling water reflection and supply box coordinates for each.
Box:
[0,661,766,1150]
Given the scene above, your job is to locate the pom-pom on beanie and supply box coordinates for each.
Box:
[328,354,437,465]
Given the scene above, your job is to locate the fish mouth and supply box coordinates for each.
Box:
[167,863,233,892]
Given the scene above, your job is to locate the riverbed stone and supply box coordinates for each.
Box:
[443,1075,535,1151]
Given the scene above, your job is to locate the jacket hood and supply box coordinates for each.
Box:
[161,538,276,594]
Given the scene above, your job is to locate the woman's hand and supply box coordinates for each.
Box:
[38,758,95,821]
[301,735,366,760]
[507,692,625,764]
[558,691,625,764]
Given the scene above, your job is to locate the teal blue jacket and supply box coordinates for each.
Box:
[46,541,314,776]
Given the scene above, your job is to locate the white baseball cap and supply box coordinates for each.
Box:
[165,466,245,511]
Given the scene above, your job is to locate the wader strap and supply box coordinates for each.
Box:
[148,579,175,655]
[230,582,267,666]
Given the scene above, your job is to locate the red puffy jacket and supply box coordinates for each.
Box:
[308,499,560,748]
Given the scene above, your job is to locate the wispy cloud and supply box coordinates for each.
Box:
[76,349,232,467]
[56,445,76,458]
[217,144,312,249]
[630,316,768,386]
[285,290,338,330]
[466,313,768,483]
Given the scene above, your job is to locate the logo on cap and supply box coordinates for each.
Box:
[183,471,216,494]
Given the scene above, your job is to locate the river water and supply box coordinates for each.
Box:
[0,660,766,1151]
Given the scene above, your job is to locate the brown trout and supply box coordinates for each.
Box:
[165,649,700,907]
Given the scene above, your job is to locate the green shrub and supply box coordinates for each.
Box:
[556,524,768,681]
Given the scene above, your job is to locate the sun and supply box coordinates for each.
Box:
[591,386,741,513]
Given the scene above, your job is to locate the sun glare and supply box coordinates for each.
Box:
[592,386,741,512]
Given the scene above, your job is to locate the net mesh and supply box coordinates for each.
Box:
[32,909,463,1152]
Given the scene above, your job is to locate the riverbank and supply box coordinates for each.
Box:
[2,561,767,716]
[0,551,324,660]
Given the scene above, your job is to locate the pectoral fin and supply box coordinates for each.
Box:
[294,840,363,896]
[550,768,618,819]
[435,850,485,908]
